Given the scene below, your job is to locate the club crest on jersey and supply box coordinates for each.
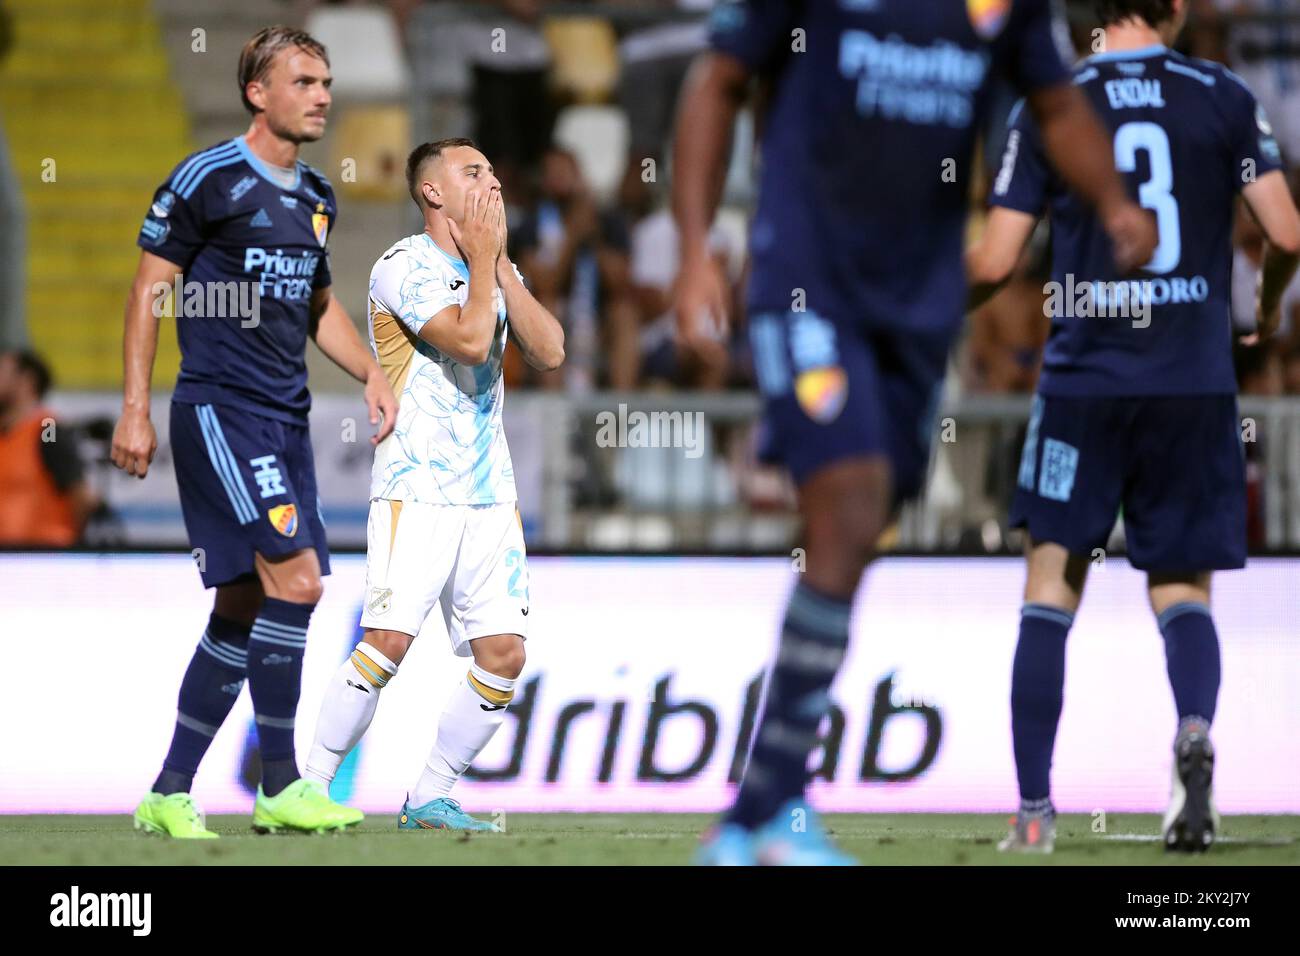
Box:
[268,503,298,537]
[967,0,1010,40]
[795,366,848,424]
[312,203,329,247]
[367,587,392,615]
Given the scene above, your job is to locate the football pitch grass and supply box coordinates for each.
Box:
[3,813,1298,865]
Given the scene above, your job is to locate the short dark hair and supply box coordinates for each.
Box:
[6,349,52,398]
[405,138,478,207]
[1093,1,1176,28]
[238,26,329,114]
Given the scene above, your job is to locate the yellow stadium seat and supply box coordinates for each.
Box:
[329,106,411,203]
[543,17,620,105]
[0,0,188,388]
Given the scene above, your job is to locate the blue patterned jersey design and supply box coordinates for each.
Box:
[367,233,517,505]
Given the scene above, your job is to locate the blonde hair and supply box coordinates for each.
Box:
[237,26,329,114]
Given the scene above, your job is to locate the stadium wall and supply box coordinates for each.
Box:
[1,555,1296,815]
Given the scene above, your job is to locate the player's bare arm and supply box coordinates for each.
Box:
[965,208,1039,311]
[418,188,501,365]
[1241,171,1300,341]
[1027,83,1158,273]
[309,286,397,445]
[110,250,181,478]
[672,51,748,347]
[494,192,564,371]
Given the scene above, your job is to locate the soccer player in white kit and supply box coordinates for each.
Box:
[304,139,564,830]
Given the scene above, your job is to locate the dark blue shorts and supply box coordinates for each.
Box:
[748,310,949,500]
[1010,393,1246,572]
[169,401,330,589]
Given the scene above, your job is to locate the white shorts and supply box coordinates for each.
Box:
[359,499,530,656]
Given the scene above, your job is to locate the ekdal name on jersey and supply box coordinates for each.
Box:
[1105,77,1165,110]
[244,247,320,301]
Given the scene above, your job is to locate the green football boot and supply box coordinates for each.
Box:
[252,778,363,834]
[133,792,220,839]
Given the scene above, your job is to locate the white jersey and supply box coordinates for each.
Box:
[367,232,517,505]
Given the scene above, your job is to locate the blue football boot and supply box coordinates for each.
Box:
[695,823,758,866]
[751,800,857,866]
[398,796,500,832]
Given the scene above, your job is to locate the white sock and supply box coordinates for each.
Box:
[304,642,399,788]
[410,663,516,806]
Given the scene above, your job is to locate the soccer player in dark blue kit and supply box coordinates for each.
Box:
[674,0,1157,864]
[968,0,1300,852]
[110,27,398,837]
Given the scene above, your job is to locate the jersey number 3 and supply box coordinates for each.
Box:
[1114,121,1181,274]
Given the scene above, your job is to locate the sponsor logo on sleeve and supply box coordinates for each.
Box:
[139,218,170,246]
[1257,104,1274,137]
[151,191,176,219]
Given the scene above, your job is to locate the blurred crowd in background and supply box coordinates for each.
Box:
[4,0,1300,549]
[385,0,750,394]
[300,0,1300,399]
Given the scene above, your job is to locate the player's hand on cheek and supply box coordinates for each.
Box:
[449,189,477,255]
[494,191,507,258]
[456,188,499,264]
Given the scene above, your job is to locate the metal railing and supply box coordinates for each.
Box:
[30,390,1300,554]
[532,391,1300,554]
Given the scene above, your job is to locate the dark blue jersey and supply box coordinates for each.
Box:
[137,137,338,422]
[992,46,1283,396]
[709,0,1072,331]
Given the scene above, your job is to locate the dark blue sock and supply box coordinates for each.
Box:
[727,582,851,830]
[1158,602,1220,725]
[153,614,250,795]
[1010,603,1073,804]
[246,598,314,797]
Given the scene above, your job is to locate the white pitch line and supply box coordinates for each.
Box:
[1098,834,1294,846]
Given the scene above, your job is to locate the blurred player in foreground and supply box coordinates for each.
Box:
[968,0,1300,853]
[674,0,1157,865]
[111,27,397,837]
[303,140,564,831]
